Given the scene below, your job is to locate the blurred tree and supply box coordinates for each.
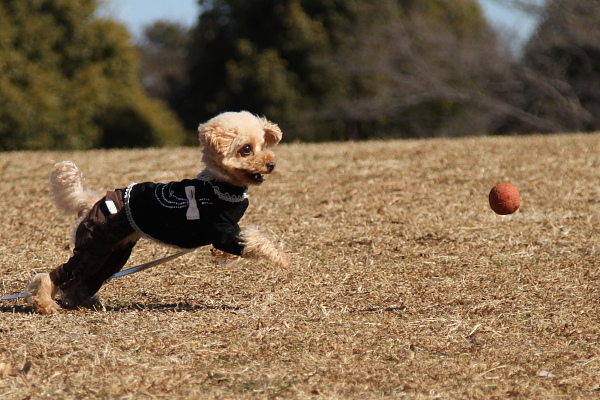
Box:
[517,0,600,133]
[137,21,190,109]
[179,0,330,140]
[178,0,510,140]
[320,0,507,139]
[0,0,186,150]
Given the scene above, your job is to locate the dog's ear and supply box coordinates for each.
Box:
[261,118,283,148]
[198,122,235,155]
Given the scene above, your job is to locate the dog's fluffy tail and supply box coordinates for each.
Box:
[50,161,100,217]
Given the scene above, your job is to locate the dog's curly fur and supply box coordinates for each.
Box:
[26,111,290,314]
[25,273,60,315]
[49,160,100,244]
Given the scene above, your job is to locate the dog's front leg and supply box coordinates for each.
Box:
[240,228,290,269]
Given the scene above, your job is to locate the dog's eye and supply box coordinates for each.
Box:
[240,145,253,156]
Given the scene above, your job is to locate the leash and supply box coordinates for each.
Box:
[1,248,196,301]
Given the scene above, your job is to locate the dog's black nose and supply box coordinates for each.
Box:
[266,162,276,172]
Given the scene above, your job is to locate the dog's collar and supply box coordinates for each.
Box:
[196,173,249,203]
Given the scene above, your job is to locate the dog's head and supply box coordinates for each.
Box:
[198,111,283,186]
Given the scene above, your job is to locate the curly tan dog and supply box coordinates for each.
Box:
[26,111,290,314]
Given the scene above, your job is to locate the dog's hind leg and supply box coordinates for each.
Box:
[59,283,103,310]
[59,235,139,309]
[25,273,61,314]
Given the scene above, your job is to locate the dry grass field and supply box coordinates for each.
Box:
[1,133,599,399]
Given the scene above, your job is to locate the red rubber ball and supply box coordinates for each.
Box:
[489,183,520,215]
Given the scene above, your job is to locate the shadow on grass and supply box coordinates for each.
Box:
[104,302,244,313]
[355,305,407,312]
[0,302,243,314]
[0,304,31,314]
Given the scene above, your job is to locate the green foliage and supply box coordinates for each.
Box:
[178,0,499,140]
[181,0,330,139]
[0,0,186,150]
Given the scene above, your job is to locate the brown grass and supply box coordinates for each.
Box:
[1,133,600,399]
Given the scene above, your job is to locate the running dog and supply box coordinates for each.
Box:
[26,111,290,314]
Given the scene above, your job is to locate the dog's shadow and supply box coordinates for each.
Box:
[0,302,243,314]
[0,304,31,314]
[104,302,243,313]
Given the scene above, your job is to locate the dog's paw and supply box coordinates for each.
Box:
[26,273,61,314]
[240,228,291,268]
[61,295,103,310]
[59,285,102,310]
[35,301,62,315]
[278,251,291,269]
[210,248,244,266]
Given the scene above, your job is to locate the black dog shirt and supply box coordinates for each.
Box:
[124,174,249,255]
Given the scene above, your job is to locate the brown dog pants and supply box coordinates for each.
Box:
[49,189,141,297]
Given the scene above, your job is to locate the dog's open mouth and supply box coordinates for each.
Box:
[250,173,265,183]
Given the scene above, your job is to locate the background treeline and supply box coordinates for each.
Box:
[0,0,185,150]
[1,0,599,150]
